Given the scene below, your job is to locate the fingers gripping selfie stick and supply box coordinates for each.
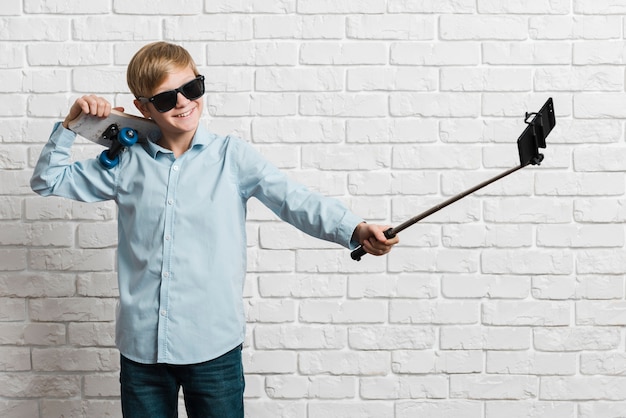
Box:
[351,98,556,261]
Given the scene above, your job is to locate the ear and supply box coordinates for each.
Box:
[134,99,152,119]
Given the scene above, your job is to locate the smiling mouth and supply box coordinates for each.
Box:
[175,108,195,118]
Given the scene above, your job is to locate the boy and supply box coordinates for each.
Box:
[30,42,398,418]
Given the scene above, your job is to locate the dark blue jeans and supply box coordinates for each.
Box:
[120,345,244,418]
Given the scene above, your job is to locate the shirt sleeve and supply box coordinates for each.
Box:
[30,122,118,202]
[232,137,363,249]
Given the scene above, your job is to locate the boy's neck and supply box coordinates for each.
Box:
[159,131,195,158]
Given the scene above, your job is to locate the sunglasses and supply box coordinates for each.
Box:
[139,75,205,113]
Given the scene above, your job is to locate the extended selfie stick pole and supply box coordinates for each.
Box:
[351,98,556,261]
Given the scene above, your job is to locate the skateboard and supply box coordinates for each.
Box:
[68,109,161,169]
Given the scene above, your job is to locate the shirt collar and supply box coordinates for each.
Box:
[145,124,213,159]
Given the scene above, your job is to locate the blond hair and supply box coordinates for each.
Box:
[127,42,199,99]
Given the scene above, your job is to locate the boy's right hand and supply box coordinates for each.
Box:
[62,95,123,129]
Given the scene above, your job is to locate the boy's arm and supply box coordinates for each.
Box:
[234,138,398,255]
[30,122,117,202]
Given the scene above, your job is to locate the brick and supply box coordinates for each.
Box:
[0,323,66,346]
[256,68,343,92]
[360,375,448,399]
[29,297,116,322]
[530,16,621,40]
[537,225,624,248]
[164,16,252,41]
[73,16,160,41]
[32,347,119,371]
[349,326,435,350]
[258,274,346,297]
[243,350,297,374]
[0,17,69,41]
[299,300,386,324]
[300,42,387,65]
[207,42,297,66]
[0,273,75,297]
[207,93,297,117]
[348,274,438,299]
[84,373,120,397]
[254,324,346,350]
[347,118,438,143]
[252,118,346,144]
[390,301,479,325]
[347,15,434,40]
[0,0,20,15]
[536,66,623,91]
[440,15,527,40]
[69,323,116,347]
[482,301,571,326]
[574,41,626,65]
[392,350,483,374]
[205,0,295,13]
[0,347,31,371]
[574,0,626,14]
[300,93,388,117]
[487,351,576,375]
[579,402,626,418]
[265,375,355,399]
[390,93,480,117]
[0,374,81,397]
[451,375,537,400]
[24,0,110,14]
[77,222,118,248]
[484,42,572,65]
[113,0,201,14]
[534,327,621,352]
[246,299,296,323]
[478,0,569,14]
[441,68,531,92]
[541,377,626,401]
[440,326,531,351]
[576,250,626,274]
[297,0,386,14]
[486,401,577,418]
[348,67,437,91]
[389,0,475,13]
[0,250,27,272]
[442,274,530,299]
[397,401,482,418]
[577,301,626,326]
[581,353,626,376]
[391,42,479,65]
[0,401,39,418]
[309,402,393,418]
[298,350,389,375]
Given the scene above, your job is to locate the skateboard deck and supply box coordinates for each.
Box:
[68,109,161,146]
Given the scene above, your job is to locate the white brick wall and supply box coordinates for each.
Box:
[2,1,626,417]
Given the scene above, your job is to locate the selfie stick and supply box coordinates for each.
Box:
[351,98,556,261]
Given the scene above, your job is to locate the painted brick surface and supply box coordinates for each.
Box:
[2,1,626,417]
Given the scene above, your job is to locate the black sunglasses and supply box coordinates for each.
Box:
[139,75,205,113]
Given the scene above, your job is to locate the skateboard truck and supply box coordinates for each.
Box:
[351,97,556,261]
[97,124,138,169]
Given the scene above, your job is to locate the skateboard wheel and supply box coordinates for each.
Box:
[118,127,138,147]
[98,150,119,169]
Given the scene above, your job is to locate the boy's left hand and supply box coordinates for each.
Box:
[352,222,399,256]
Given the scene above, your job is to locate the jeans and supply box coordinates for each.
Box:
[120,345,244,418]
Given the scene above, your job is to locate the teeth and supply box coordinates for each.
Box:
[177,109,192,118]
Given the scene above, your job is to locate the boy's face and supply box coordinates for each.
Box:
[134,66,204,142]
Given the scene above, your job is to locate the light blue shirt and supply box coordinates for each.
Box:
[31,122,363,365]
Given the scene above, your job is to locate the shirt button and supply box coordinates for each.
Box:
[165,235,171,241]
[163,272,170,278]
[167,199,174,205]
[172,165,179,171]
[160,310,167,317]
